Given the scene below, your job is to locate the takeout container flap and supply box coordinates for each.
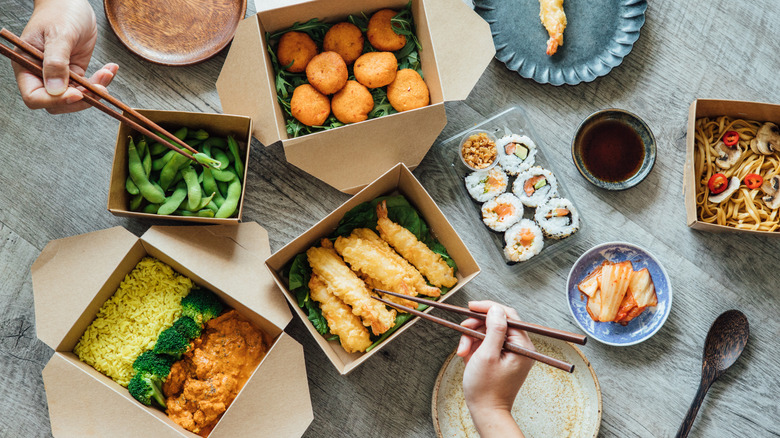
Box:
[684,98,780,236]
[216,0,493,193]
[265,163,481,374]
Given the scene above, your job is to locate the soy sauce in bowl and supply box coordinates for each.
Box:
[580,119,644,182]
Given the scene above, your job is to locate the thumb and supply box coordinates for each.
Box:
[42,37,74,96]
[481,305,508,354]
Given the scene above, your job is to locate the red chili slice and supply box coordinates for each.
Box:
[708,173,729,194]
[744,173,763,189]
[722,131,739,147]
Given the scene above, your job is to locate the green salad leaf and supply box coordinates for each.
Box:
[285,254,328,335]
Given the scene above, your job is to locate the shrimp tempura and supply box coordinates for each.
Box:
[308,274,372,353]
[539,0,567,56]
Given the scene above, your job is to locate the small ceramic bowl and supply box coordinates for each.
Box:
[459,130,499,171]
[566,242,672,346]
[571,109,656,190]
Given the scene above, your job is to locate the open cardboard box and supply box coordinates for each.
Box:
[684,98,780,236]
[32,223,313,437]
[108,110,252,224]
[265,163,480,374]
[216,0,495,194]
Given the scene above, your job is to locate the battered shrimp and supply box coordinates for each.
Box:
[306,240,396,335]
[359,273,415,312]
[308,274,372,353]
[539,0,567,56]
[375,201,458,289]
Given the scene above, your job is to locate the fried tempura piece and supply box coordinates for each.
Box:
[308,274,372,353]
[359,273,412,312]
[539,0,567,56]
[375,201,457,288]
[307,240,396,335]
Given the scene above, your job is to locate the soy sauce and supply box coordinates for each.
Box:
[580,119,644,182]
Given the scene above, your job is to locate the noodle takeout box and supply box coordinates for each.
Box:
[683,98,780,235]
[31,223,313,437]
[265,163,481,374]
[216,0,495,194]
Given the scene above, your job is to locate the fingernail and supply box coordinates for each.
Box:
[64,93,82,104]
[45,78,66,95]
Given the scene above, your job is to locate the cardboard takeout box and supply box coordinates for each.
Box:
[265,163,481,374]
[32,223,313,437]
[684,98,780,236]
[216,0,495,194]
[108,109,252,224]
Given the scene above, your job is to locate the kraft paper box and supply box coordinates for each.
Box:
[684,98,780,236]
[265,163,481,375]
[216,0,495,194]
[108,109,252,224]
[32,223,312,437]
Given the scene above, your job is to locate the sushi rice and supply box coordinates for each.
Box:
[534,197,580,239]
[503,219,544,262]
[465,166,509,202]
[481,193,524,232]
[496,134,537,175]
[512,167,558,207]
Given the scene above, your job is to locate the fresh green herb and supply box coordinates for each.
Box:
[285,254,329,335]
[369,88,396,118]
[268,18,332,41]
[347,12,369,32]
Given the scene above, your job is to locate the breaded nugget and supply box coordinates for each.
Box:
[331,81,374,124]
[276,31,318,73]
[323,22,364,65]
[353,52,398,89]
[306,51,349,95]
[367,9,407,51]
[290,84,330,126]
[309,274,372,353]
[387,69,430,112]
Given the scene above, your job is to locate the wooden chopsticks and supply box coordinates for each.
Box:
[0,28,198,163]
[372,289,581,373]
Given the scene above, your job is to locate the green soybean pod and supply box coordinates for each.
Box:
[159,153,190,191]
[142,142,152,177]
[191,192,215,211]
[126,176,140,195]
[203,136,227,150]
[227,136,244,180]
[128,138,165,204]
[129,193,144,211]
[152,150,176,171]
[142,203,160,214]
[177,209,215,217]
[202,168,225,207]
[213,148,232,167]
[217,180,228,196]
[215,176,241,218]
[188,129,209,141]
[181,166,202,211]
[150,142,169,156]
[205,200,219,213]
[136,137,147,157]
[157,181,188,215]
[211,166,237,182]
[174,127,188,140]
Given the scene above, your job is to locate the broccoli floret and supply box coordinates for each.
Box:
[180,288,224,325]
[132,350,174,377]
[153,327,190,359]
[128,372,167,409]
[172,315,202,340]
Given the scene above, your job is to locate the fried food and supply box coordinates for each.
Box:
[306,51,349,95]
[277,31,318,72]
[306,240,396,335]
[323,22,365,65]
[353,52,398,88]
[387,68,429,112]
[290,84,331,126]
[539,0,567,56]
[376,201,457,288]
[331,80,374,124]
[308,274,372,353]
[367,9,407,51]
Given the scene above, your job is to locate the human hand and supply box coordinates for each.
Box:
[457,301,535,438]
[12,0,118,114]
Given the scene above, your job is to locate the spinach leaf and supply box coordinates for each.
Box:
[285,253,329,335]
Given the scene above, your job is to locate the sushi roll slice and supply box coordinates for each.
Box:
[465,166,509,202]
[512,167,558,207]
[534,197,580,239]
[503,219,544,262]
[481,193,524,232]
[496,134,537,175]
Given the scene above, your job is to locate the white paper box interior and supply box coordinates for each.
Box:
[32,223,313,437]
[216,0,495,194]
[265,163,481,374]
[684,98,780,236]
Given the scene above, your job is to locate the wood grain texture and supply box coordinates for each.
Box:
[0,0,779,437]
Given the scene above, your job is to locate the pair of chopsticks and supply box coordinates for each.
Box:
[372,289,586,373]
[0,28,199,164]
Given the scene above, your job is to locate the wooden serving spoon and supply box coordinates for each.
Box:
[675,310,749,438]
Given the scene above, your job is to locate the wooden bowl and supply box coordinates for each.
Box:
[104,0,247,66]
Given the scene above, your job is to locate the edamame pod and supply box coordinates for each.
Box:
[142,141,152,177]
[157,181,188,215]
[202,168,225,207]
[177,209,215,217]
[128,138,165,204]
[143,203,160,214]
[192,192,215,211]
[126,176,140,195]
[181,166,202,211]
[227,136,244,179]
[215,176,241,218]
[188,129,209,140]
[203,136,227,149]
[160,153,190,191]
[130,193,144,211]
[214,148,232,167]
[211,167,237,182]
[174,127,188,140]
[152,150,176,171]
[150,142,169,156]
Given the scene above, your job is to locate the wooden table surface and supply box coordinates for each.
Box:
[1,0,778,437]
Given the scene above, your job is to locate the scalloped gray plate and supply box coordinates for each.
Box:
[474,0,647,86]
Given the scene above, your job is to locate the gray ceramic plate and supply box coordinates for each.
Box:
[474,0,647,85]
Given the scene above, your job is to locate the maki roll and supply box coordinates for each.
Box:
[503,219,544,262]
[512,167,558,207]
[465,166,509,202]
[496,134,536,175]
[534,198,580,239]
[481,193,524,232]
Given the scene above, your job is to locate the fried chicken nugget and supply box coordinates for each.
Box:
[323,22,364,65]
[353,52,398,89]
[331,80,374,124]
[367,9,407,51]
[290,84,330,126]
[277,31,318,73]
[306,51,348,95]
[307,240,396,335]
[387,69,429,112]
[376,201,457,288]
[309,274,372,353]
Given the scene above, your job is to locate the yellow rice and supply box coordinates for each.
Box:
[73,256,193,387]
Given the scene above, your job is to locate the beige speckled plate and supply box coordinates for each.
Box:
[432,333,602,437]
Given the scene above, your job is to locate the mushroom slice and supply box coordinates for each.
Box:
[714,140,741,169]
[749,122,780,155]
[761,175,780,209]
[708,177,740,203]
